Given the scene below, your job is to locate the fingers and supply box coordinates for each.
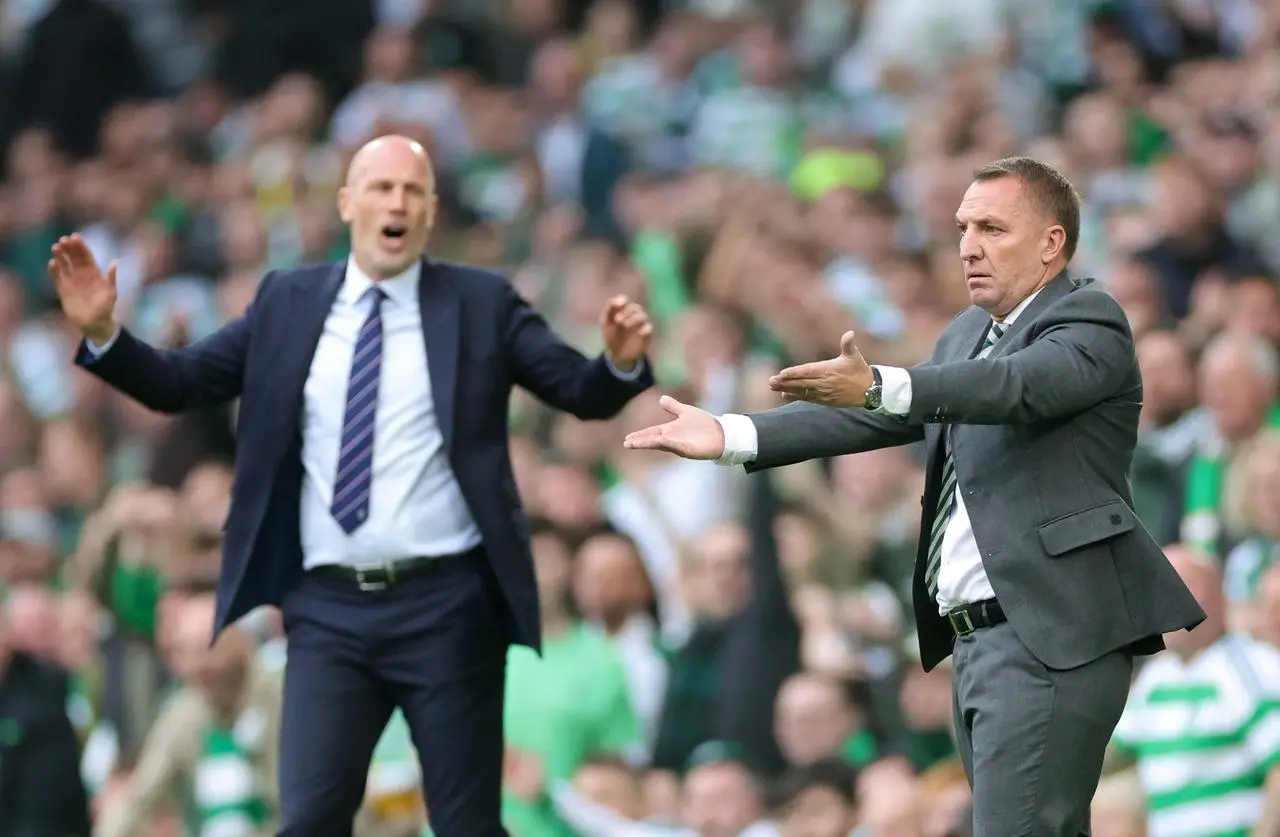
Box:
[772,380,812,398]
[106,260,118,290]
[57,248,76,279]
[601,294,630,320]
[51,237,81,279]
[622,426,666,448]
[657,394,686,416]
[769,372,819,392]
[770,362,825,385]
[63,233,97,269]
[608,299,650,331]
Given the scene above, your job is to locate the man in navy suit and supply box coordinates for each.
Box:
[48,135,655,837]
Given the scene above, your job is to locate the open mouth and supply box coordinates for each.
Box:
[379,224,408,250]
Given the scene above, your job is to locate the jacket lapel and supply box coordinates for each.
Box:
[277,263,345,428]
[417,257,460,453]
[985,270,1076,361]
[956,307,994,361]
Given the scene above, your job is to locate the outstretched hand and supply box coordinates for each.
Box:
[622,395,725,460]
[769,331,875,407]
[49,234,118,342]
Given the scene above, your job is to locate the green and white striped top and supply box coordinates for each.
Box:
[1112,634,1280,837]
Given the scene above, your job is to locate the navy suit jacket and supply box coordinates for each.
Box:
[76,257,654,650]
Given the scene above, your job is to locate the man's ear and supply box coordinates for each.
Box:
[1041,224,1066,265]
[337,187,352,224]
[425,193,438,232]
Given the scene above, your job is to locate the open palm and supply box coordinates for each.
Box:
[622,395,726,460]
[49,234,118,341]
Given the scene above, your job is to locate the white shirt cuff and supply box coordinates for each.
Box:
[605,355,646,381]
[85,326,122,358]
[874,365,912,416]
[714,413,758,466]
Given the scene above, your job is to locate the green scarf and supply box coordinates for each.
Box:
[190,715,270,836]
[1182,404,1280,556]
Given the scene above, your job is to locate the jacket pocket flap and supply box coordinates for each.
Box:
[1037,500,1136,557]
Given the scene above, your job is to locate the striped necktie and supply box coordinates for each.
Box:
[331,287,386,534]
[924,321,1007,597]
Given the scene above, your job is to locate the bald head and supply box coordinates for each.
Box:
[344,135,433,191]
[339,135,437,279]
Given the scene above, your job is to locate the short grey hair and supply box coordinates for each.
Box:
[1202,331,1280,389]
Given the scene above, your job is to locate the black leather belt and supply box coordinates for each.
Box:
[309,549,475,591]
[946,598,1006,636]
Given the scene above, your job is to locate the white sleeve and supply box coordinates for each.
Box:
[84,326,122,358]
[605,355,647,381]
[714,414,758,466]
[872,365,912,416]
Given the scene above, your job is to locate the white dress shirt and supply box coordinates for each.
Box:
[715,290,1042,614]
[299,259,482,569]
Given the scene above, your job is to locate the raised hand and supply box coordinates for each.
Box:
[622,395,725,460]
[600,294,654,371]
[769,330,875,407]
[49,234,118,342]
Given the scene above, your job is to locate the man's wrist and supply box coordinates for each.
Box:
[714,414,758,466]
[607,354,637,373]
[604,353,645,381]
[861,367,882,410]
[85,323,118,344]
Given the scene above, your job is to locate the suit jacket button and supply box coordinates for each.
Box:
[1110,513,1122,525]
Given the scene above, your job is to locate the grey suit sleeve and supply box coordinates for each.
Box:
[905,289,1136,426]
[744,401,924,472]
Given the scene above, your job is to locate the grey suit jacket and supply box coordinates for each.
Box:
[743,274,1205,672]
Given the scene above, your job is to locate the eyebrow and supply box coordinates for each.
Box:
[364,177,428,192]
[956,215,1008,227]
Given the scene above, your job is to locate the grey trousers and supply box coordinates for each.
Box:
[951,621,1133,837]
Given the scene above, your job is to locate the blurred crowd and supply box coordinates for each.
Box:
[3,0,1280,836]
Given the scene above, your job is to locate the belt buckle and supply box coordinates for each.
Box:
[354,567,389,592]
[950,609,976,636]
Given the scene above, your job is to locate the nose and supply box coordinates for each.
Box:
[388,185,409,213]
[959,229,981,262]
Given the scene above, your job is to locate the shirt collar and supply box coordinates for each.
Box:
[996,287,1043,327]
[340,257,421,307]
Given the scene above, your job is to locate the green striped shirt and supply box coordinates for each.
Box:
[1112,634,1280,837]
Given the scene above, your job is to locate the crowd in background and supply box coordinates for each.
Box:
[2,0,1280,836]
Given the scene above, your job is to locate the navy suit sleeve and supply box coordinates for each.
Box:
[75,309,253,414]
[502,283,653,420]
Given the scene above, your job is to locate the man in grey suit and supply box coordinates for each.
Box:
[623,157,1206,836]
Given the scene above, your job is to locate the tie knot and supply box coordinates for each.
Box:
[367,286,387,304]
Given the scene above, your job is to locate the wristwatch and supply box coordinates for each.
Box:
[863,367,883,411]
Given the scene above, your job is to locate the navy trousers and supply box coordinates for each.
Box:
[276,555,510,837]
